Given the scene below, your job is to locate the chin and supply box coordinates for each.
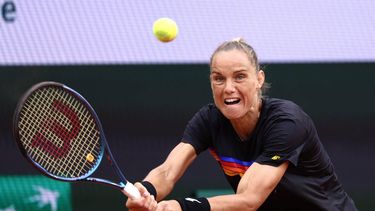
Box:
[221,108,246,120]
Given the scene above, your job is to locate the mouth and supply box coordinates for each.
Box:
[224,98,241,105]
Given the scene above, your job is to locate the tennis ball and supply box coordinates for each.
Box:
[153,17,178,42]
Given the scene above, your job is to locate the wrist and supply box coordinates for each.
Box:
[140,181,157,199]
[176,197,210,211]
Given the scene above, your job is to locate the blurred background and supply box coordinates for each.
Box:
[0,1,374,210]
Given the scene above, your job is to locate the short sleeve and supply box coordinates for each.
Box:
[181,106,212,155]
[256,119,306,167]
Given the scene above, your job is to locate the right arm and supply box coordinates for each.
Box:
[126,142,197,210]
[143,142,197,201]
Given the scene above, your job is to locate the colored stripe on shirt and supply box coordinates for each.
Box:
[209,148,253,177]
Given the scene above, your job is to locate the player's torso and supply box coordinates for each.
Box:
[206,98,356,210]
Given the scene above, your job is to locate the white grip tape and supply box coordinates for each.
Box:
[122,182,141,199]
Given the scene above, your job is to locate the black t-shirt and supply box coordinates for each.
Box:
[182,98,357,211]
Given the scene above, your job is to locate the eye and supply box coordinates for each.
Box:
[235,73,246,81]
[212,75,225,84]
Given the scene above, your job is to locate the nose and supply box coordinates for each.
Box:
[224,80,236,93]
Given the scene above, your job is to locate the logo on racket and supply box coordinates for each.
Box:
[31,100,81,159]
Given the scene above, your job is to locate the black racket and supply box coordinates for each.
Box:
[13,81,141,199]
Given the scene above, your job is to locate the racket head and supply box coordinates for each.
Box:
[13,81,105,182]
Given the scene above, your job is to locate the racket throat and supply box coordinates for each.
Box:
[86,177,125,190]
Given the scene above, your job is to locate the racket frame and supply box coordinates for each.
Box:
[13,81,140,197]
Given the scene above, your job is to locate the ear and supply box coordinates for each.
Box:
[257,70,265,88]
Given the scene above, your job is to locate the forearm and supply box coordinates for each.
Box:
[170,193,261,211]
[207,162,289,211]
[143,142,197,201]
[208,193,261,211]
[143,164,176,201]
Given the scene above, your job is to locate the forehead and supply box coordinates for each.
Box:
[211,50,254,72]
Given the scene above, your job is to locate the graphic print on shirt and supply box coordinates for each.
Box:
[209,148,253,177]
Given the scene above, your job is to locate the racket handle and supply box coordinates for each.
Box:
[122,182,141,199]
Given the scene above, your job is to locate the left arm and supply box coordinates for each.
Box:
[208,161,289,210]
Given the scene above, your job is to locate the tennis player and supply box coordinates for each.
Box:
[125,38,358,210]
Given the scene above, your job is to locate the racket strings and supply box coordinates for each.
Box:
[18,87,102,179]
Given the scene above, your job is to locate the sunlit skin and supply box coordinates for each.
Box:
[210,49,265,140]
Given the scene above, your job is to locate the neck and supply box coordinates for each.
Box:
[231,98,262,141]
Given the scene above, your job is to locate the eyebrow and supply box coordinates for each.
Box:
[233,70,247,74]
[210,70,221,75]
[211,69,247,75]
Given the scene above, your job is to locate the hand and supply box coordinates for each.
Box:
[156,200,181,211]
[125,182,157,211]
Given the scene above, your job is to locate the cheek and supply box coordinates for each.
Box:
[211,83,219,94]
[250,80,259,90]
[240,83,257,99]
[211,85,222,100]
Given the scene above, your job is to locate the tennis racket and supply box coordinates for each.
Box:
[13,81,141,199]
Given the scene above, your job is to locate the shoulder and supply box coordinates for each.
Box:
[260,98,316,135]
[194,103,222,120]
[264,98,301,112]
[263,97,309,121]
[187,103,227,133]
[183,104,224,153]
[197,103,219,113]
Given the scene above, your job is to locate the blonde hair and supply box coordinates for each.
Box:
[210,38,270,95]
[210,38,260,71]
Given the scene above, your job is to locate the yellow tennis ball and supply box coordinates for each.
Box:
[153,17,178,42]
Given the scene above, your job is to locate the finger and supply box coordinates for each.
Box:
[155,202,164,211]
[145,195,153,209]
[125,182,155,210]
[150,195,158,210]
[125,191,147,209]
[134,182,151,197]
[151,199,158,211]
[143,194,155,210]
[157,201,172,211]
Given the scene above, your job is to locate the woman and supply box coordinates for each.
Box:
[125,38,358,210]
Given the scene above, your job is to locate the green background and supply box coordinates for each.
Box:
[0,176,72,211]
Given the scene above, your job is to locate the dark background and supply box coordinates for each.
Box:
[1,63,374,210]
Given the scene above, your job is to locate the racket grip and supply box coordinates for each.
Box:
[122,182,141,199]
